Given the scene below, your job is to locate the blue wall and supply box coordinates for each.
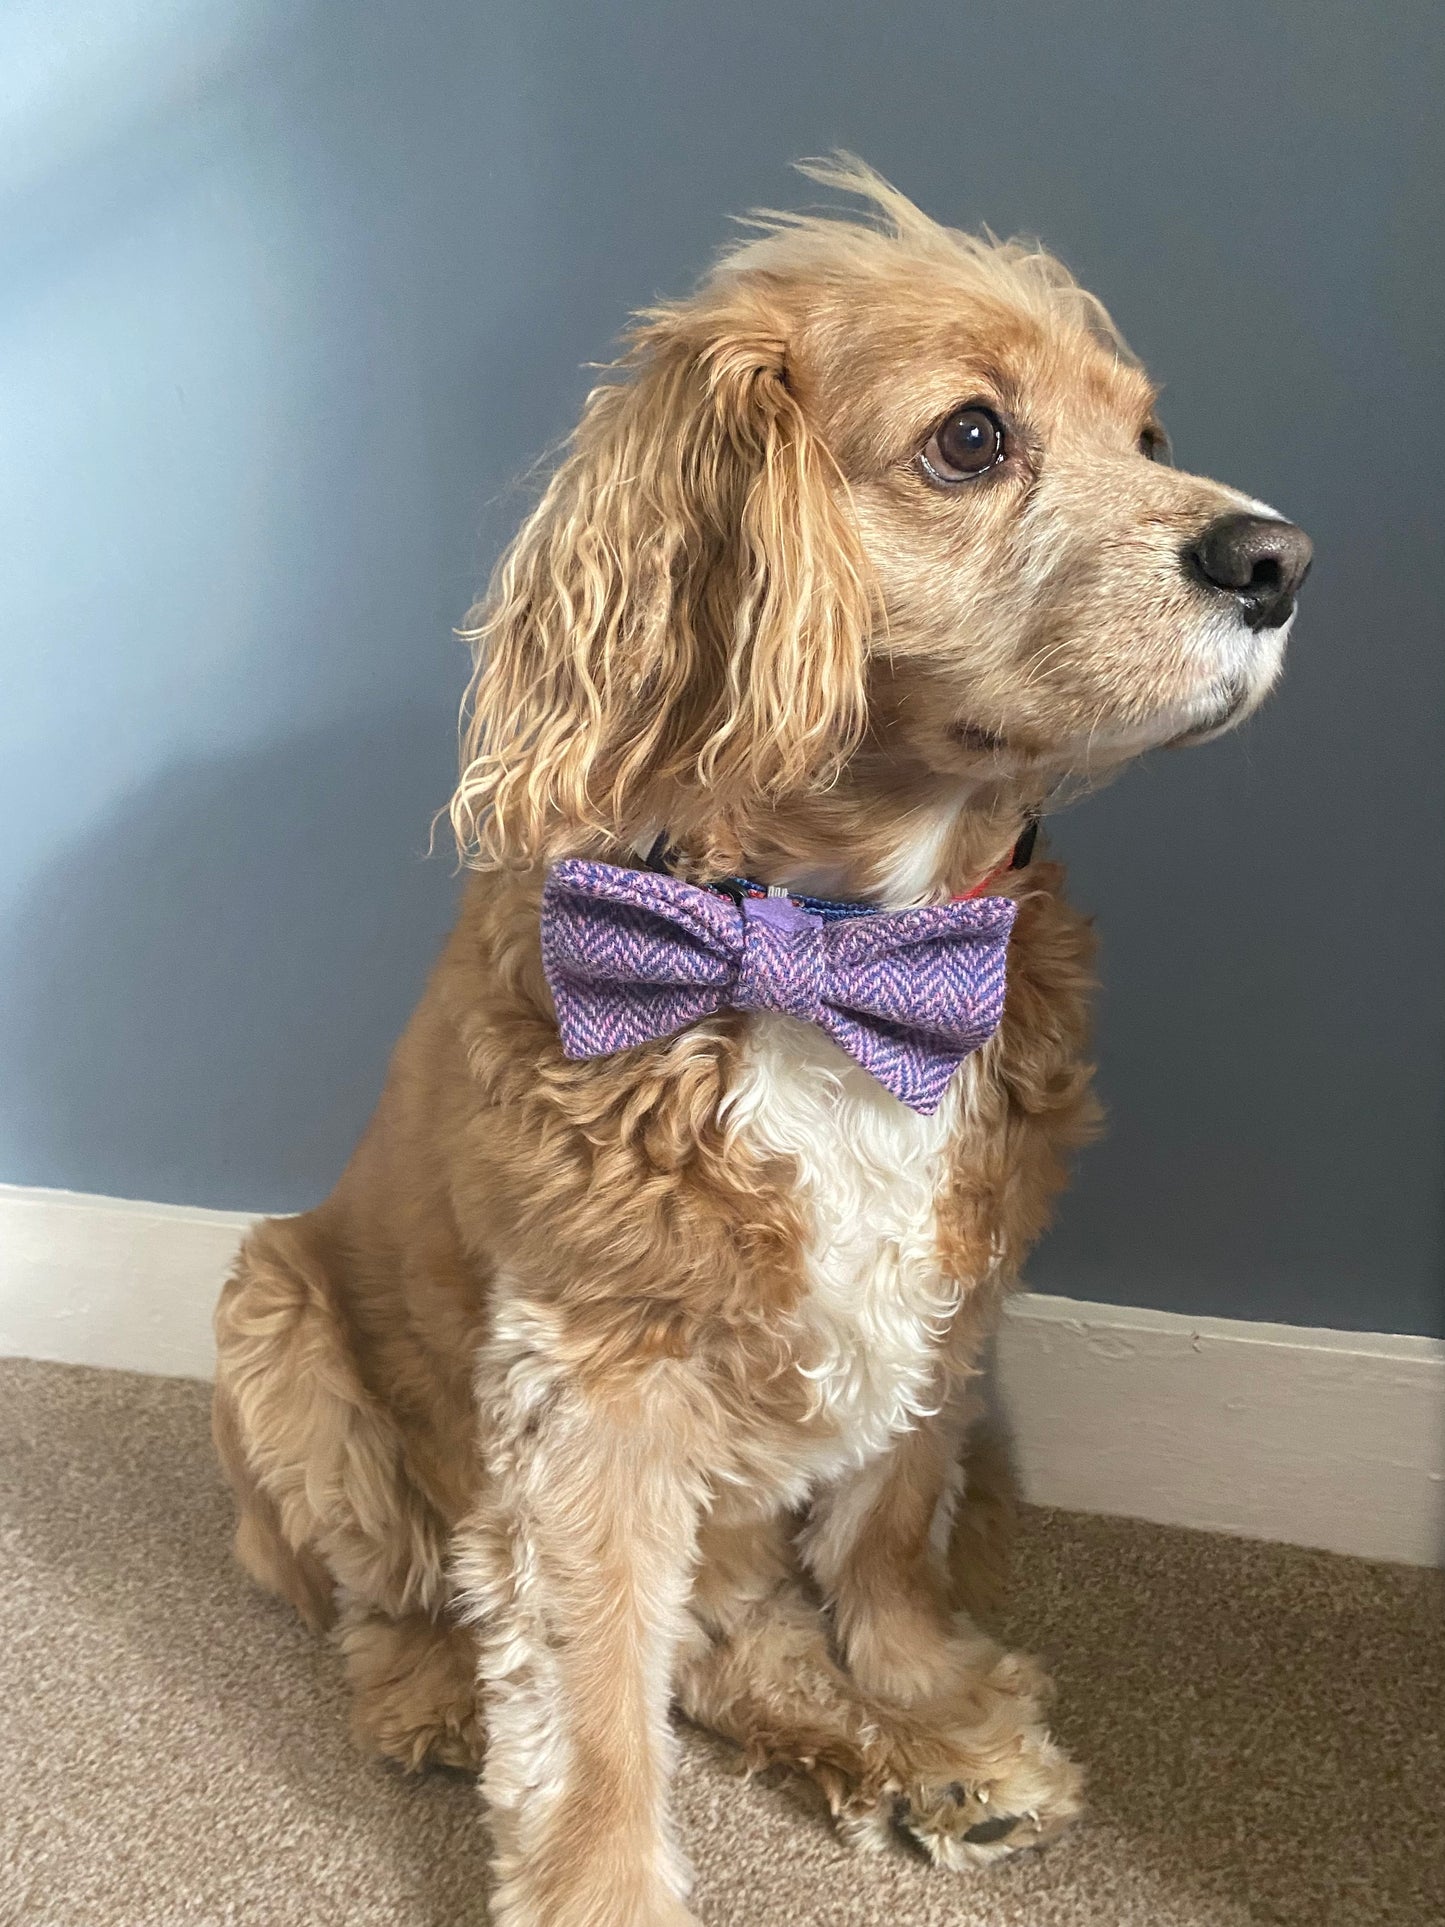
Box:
[3,0,1441,1335]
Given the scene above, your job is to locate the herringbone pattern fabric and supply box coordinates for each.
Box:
[540,859,1017,1113]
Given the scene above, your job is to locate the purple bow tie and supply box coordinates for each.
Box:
[539,859,1017,1114]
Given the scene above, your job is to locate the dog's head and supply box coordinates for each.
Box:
[454,159,1309,874]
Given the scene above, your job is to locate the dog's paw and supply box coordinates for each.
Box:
[897,1719,1084,1870]
[819,1647,1084,1872]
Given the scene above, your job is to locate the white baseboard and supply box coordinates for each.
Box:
[3,1182,1441,1567]
[994,1293,1443,1567]
[0,1183,254,1382]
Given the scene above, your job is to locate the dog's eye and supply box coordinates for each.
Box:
[1140,422,1172,464]
[920,406,1005,484]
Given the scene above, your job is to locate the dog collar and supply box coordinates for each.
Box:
[642,817,1037,920]
[954,815,1038,901]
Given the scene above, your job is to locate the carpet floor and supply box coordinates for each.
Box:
[1,1357,1441,1927]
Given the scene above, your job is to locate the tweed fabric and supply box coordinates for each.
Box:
[733,896,828,1021]
[540,859,1017,1113]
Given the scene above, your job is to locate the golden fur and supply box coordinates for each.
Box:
[214,159,1299,1926]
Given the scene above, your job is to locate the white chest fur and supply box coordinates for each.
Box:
[722,1014,964,1474]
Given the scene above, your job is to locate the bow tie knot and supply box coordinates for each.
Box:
[734,896,827,1022]
[539,858,1018,1114]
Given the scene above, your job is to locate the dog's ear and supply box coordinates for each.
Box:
[451,289,871,868]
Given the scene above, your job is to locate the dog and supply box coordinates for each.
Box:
[213,159,1310,1927]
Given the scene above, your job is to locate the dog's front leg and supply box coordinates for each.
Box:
[801,1395,970,1705]
[455,1345,706,1927]
[799,1398,1084,1864]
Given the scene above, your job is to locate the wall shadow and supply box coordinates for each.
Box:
[0,707,461,1212]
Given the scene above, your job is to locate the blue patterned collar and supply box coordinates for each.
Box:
[640,820,1037,923]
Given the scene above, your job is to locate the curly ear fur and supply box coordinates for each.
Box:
[451,290,872,868]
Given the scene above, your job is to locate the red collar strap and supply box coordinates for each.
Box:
[954,815,1040,901]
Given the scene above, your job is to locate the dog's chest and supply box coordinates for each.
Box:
[725,1015,963,1472]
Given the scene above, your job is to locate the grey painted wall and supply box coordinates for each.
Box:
[2,1,1441,1336]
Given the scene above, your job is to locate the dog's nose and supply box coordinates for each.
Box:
[1186,513,1313,631]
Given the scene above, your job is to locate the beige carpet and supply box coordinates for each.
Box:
[1,1359,1441,1927]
